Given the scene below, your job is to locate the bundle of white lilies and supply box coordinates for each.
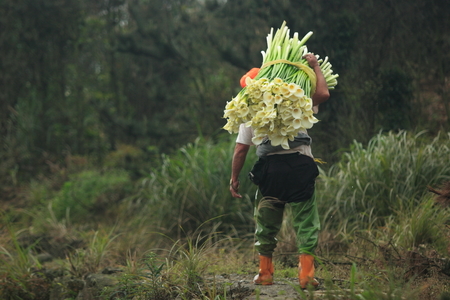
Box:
[223,21,338,149]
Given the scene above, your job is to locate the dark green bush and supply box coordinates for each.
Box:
[51,170,131,222]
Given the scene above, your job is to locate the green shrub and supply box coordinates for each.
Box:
[50,169,131,222]
[122,135,257,239]
[318,130,450,234]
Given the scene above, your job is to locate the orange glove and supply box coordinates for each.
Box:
[240,68,260,88]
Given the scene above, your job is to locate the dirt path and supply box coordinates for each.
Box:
[208,274,328,300]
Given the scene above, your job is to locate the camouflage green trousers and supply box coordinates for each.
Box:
[254,192,320,256]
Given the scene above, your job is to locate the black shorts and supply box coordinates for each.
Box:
[259,153,319,204]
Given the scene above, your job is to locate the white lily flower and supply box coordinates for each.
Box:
[258,101,267,109]
[294,87,305,98]
[273,77,283,85]
[270,134,290,149]
[252,135,266,145]
[236,103,249,118]
[263,91,274,106]
[289,94,300,103]
[301,117,314,129]
[251,89,262,99]
[280,111,293,121]
[304,98,313,110]
[274,94,283,105]
[262,107,277,123]
[292,118,303,129]
[223,122,233,133]
[288,83,297,94]
[269,134,283,146]
[269,121,276,131]
[292,107,303,119]
[281,100,292,107]
[272,85,281,94]
[223,109,234,118]
[308,113,319,123]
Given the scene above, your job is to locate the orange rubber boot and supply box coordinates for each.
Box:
[299,254,319,289]
[253,255,274,285]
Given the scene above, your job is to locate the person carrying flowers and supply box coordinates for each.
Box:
[224,22,337,289]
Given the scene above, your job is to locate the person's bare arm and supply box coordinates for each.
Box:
[303,53,330,106]
[230,143,250,198]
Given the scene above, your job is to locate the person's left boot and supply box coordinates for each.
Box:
[299,254,319,289]
[253,255,274,285]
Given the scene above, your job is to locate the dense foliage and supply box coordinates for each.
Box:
[0,0,449,191]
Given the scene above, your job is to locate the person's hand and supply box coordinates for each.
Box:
[303,53,319,68]
[229,180,242,198]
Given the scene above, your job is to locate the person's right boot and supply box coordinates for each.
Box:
[299,254,319,289]
[253,255,274,285]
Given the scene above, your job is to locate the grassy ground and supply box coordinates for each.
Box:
[1,131,450,299]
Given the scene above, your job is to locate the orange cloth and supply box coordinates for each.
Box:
[240,68,260,88]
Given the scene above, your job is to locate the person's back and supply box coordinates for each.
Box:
[229,53,330,288]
